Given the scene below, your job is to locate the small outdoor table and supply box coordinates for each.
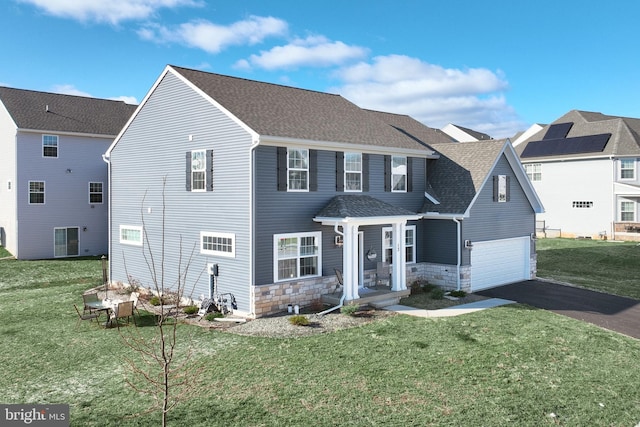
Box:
[85,299,121,328]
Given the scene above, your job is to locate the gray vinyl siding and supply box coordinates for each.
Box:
[14,131,110,259]
[254,146,427,285]
[421,219,458,264]
[109,72,253,312]
[460,154,536,265]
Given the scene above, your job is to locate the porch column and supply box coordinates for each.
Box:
[342,223,360,300]
[391,221,407,291]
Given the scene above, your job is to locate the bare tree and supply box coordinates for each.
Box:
[119,177,207,426]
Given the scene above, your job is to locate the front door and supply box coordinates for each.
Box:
[54,227,79,257]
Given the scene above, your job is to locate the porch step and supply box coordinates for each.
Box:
[369,298,403,308]
[322,288,410,308]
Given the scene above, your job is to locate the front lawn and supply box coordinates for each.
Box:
[1,256,639,426]
[536,238,640,299]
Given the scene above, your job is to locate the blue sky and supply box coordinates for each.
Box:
[2,0,639,138]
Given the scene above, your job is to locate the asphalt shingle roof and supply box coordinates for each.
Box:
[0,86,137,136]
[516,110,640,160]
[421,139,508,214]
[316,195,419,218]
[171,66,440,152]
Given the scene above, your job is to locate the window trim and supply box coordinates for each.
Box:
[190,149,207,192]
[287,148,309,192]
[391,155,407,193]
[344,152,362,192]
[382,225,416,264]
[200,231,236,258]
[620,200,636,222]
[119,225,143,246]
[42,134,58,158]
[620,158,636,180]
[273,231,322,282]
[28,180,45,205]
[88,182,103,204]
[524,163,542,182]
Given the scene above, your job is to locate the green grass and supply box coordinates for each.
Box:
[1,249,640,425]
[536,238,640,299]
[0,246,13,258]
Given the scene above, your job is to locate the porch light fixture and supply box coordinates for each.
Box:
[334,235,343,247]
[464,240,473,249]
[366,248,377,261]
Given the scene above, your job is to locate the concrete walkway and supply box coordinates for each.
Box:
[383,298,515,318]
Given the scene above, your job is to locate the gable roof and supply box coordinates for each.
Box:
[168,66,439,154]
[365,109,452,147]
[0,86,137,136]
[316,195,420,219]
[421,139,543,216]
[441,123,492,142]
[516,110,640,160]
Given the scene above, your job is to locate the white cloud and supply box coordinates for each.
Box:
[109,95,138,104]
[51,84,93,97]
[139,16,288,53]
[241,35,369,70]
[333,55,525,138]
[17,0,201,25]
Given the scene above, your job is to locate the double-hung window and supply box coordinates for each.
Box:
[120,225,143,246]
[43,135,58,158]
[201,232,235,257]
[382,225,416,264]
[288,148,309,191]
[29,181,45,204]
[620,159,636,180]
[344,153,362,192]
[274,232,321,281]
[524,163,542,181]
[620,200,636,222]
[191,150,206,191]
[89,182,103,204]
[391,156,407,192]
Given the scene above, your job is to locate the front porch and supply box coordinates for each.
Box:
[322,285,411,308]
[614,222,640,241]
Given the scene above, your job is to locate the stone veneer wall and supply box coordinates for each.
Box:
[252,256,538,317]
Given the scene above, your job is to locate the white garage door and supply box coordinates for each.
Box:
[470,237,530,291]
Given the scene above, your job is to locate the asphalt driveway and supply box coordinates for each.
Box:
[477,280,640,339]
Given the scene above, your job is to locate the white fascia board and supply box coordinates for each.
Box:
[421,212,467,220]
[314,214,423,226]
[19,128,117,139]
[424,191,440,205]
[260,135,439,158]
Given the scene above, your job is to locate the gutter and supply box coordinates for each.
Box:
[102,153,111,284]
[248,138,260,318]
[452,217,462,291]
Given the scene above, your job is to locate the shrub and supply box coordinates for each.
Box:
[149,295,162,306]
[183,305,199,315]
[340,303,359,316]
[205,312,224,321]
[430,287,445,300]
[289,315,310,326]
[449,290,467,298]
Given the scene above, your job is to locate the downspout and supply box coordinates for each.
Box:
[452,217,461,291]
[611,156,616,240]
[248,139,260,317]
[102,153,111,284]
[319,224,346,316]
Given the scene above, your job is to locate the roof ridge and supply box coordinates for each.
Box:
[0,85,132,105]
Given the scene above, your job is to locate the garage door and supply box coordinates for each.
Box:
[470,237,530,291]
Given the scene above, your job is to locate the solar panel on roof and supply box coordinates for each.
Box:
[543,122,573,140]
[521,133,611,158]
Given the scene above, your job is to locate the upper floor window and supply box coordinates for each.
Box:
[120,225,143,246]
[288,148,309,191]
[391,156,407,192]
[89,182,103,204]
[620,159,636,180]
[274,231,321,281]
[201,232,235,258]
[43,135,58,158]
[524,163,542,181]
[29,181,45,204]
[191,150,206,191]
[382,225,416,264]
[493,175,510,203]
[620,200,636,222]
[345,153,362,192]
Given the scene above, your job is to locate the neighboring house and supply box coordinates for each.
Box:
[516,110,640,241]
[0,87,136,259]
[441,123,492,142]
[511,123,545,147]
[105,65,542,317]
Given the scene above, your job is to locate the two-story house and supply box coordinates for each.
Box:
[0,87,136,259]
[106,65,542,317]
[516,110,640,241]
